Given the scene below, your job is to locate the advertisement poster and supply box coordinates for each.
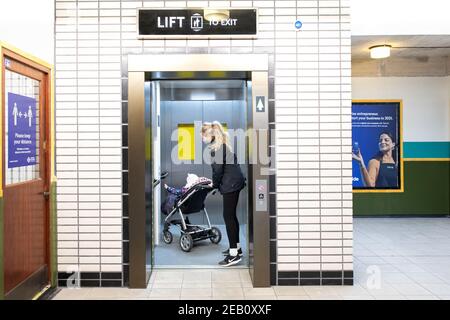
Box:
[8,92,37,168]
[352,102,401,190]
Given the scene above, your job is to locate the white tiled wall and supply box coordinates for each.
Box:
[55,0,352,284]
[272,0,352,276]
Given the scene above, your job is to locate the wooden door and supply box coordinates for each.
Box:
[2,48,51,299]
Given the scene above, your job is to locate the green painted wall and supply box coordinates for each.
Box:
[354,161,450,215]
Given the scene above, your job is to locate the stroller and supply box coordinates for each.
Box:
[161,174,222,252]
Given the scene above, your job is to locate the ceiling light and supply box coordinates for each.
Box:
[204,9,230,21]
[369,45,392,59]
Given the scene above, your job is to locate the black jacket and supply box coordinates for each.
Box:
[210,144,246,194]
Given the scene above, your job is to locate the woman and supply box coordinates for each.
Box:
[352,132,398,188]
[201,121,246,267]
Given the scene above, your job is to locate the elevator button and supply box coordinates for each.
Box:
[255,179,268,211]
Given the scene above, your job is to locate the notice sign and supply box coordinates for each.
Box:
[8,92,37,168]
[138,8,258,39]
[352,102,401,190]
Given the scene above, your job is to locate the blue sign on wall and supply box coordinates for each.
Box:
[8,92,37,168]
[352,102,401,189]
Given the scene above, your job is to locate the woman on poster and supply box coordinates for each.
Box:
[352,132,399,188]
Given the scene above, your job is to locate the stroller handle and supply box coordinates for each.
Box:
[196,184,216,197]
[160,171,169,180]
[204,187,216,200]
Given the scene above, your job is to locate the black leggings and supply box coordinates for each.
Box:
[222,190,241,249]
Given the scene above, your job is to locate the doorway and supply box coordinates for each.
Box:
[150,79,250,267]
[0,44,54,300]
[128,54,270,288]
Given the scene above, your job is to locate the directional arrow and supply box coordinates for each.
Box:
[256,96,265,112]
[257,100,264,111]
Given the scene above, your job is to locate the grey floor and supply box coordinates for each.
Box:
[353,217,450,299]
[54,217,450,300]
[154,224,248,267]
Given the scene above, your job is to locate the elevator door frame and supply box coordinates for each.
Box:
[128,54,270,288]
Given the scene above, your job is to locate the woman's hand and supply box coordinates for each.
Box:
[352,150,365,167]
[164,183,168,189]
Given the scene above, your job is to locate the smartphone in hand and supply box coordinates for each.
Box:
[352,141,360,155]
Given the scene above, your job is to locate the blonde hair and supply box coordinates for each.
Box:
[201,121,230,151]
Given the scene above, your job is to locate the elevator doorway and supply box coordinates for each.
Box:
[128,54,270,288]
[149,79,250,268]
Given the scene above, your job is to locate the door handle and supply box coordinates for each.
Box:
[152,179,160,188]
[42,191,50,199]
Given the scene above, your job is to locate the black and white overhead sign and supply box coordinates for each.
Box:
[137,8,258,39]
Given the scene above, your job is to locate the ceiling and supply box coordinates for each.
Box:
[352,35,450,76]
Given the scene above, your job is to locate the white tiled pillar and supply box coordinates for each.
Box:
[274,0,352,284]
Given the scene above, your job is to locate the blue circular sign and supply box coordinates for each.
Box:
[295,20,303,30]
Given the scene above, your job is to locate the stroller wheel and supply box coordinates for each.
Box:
[163,230,173,244]
[209,227,222,244]
[180,233,194,252]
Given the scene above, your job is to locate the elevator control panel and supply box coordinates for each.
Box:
[255,179,268,211]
